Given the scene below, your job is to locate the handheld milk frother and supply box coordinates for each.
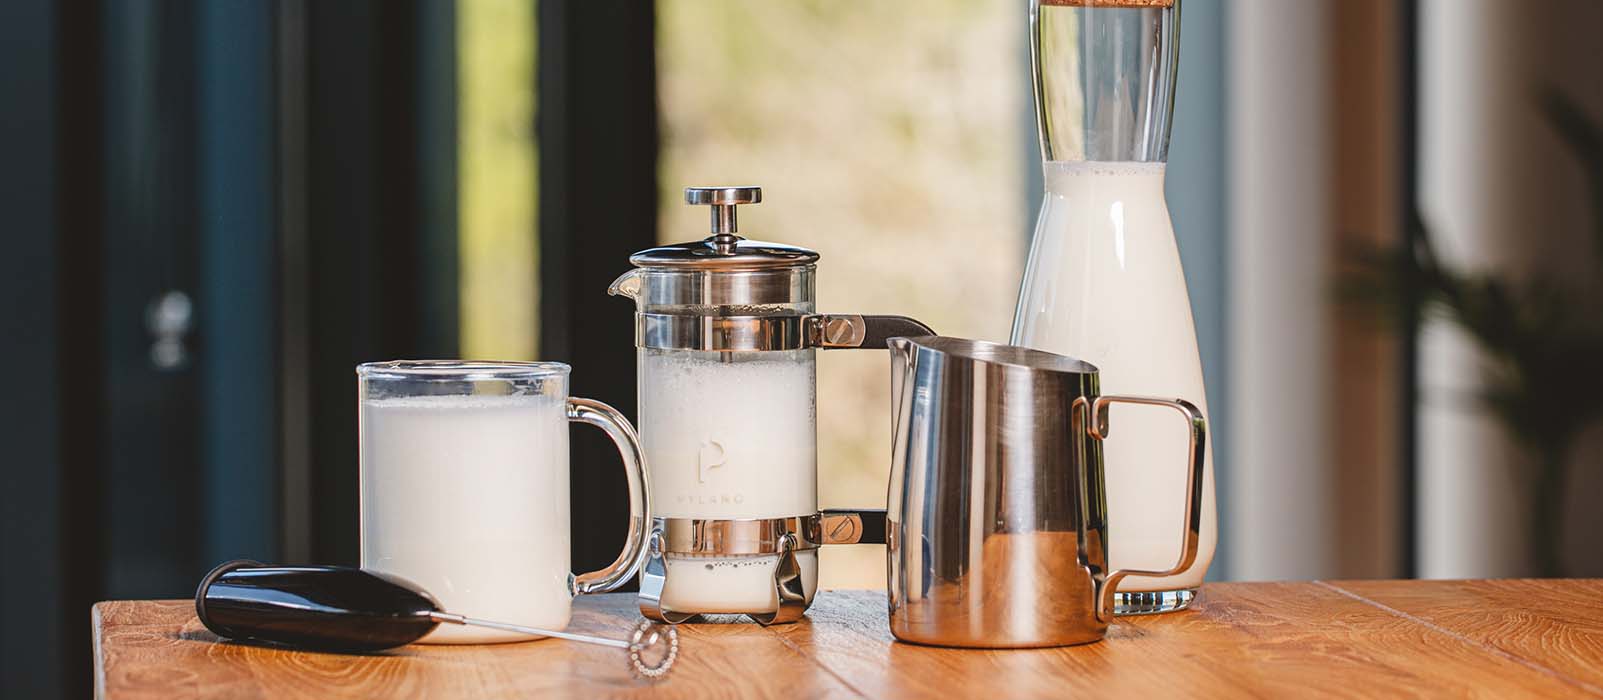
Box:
[194,561,678,678]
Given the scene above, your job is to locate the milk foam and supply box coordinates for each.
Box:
[640,350,817,520]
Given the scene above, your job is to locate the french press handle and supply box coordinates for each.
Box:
[818,509,888,545]
[809,315,934,350]
[802,315,923,568]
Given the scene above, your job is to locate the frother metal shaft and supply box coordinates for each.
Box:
[429,612,678,678]
[429,612,629,648]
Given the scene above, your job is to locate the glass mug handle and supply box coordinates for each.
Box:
[565,397,652,596]
[1070,395,1207,623]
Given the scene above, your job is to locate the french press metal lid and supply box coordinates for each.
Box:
[610,186,929,353]
[629,186,816,271]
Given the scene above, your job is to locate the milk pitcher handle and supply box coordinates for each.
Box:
[1071,395,1207,623]
[566,397,653,595]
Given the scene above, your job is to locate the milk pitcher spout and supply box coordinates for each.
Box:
[887,336,916,434]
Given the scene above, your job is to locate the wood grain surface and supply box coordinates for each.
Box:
[94,580,1603,699]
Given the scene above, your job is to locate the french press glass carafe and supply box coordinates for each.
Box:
[609,186,931,625]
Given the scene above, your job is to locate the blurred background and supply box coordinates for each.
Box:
[4,0,1602,696]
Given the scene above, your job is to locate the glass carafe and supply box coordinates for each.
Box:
[1011,0,1216,614]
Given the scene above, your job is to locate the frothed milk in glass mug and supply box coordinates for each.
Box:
[358,361,650,644]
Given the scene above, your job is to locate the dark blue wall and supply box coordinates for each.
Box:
[0,3,66,695]
[198,0,278,568]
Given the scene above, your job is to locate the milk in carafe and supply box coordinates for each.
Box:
[1011,161,1217,603]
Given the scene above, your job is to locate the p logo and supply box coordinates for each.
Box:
[698,440,726,484]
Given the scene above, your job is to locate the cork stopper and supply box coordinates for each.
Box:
[1040,0,1174,6]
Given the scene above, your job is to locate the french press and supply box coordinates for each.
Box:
[609,186,931,625]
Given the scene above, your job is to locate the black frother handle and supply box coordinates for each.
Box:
[195,560,444,653]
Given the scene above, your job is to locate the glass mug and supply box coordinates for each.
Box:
[357,361,650,643]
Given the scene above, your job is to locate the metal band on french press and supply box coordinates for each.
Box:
[653,516,823,556]
[635,313,810,352]
[613,267,815,308]
[634,313,877,352]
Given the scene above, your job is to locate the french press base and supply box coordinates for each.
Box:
[637,511,886,625]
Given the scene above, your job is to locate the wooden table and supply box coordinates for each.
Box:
[93,580,1603,698]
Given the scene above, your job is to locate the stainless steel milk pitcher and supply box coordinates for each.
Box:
[885,337,1206,648]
